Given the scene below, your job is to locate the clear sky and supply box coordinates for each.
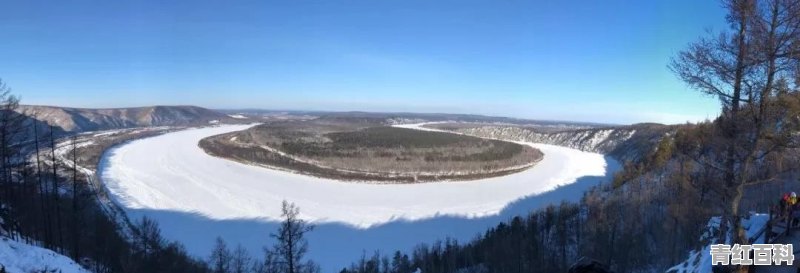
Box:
[1,0,727,124]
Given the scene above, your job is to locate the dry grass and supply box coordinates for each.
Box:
[199,120,542,182]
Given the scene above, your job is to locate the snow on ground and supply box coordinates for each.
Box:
[668,213,770,273]
[0,237,88,273]
[99,124,619,271]
[228,114,248,119]
[101,124,609,227]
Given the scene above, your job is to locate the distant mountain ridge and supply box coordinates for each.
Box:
[17,105,625,141]
[18,105,239,133]
[219,109,611,128]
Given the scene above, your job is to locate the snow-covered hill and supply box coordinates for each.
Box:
[0,237,88,273]
[432,123,673,162]
[18,105,239,134]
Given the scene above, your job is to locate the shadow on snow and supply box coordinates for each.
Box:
[123,156,620,272]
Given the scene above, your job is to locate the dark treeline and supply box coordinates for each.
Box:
[338,108,798,273]
[338,175,708,273]
[341,0,800,272]
[0,99,319,273]
[338,202,582,273]
[0,78,210,272]
[203,201,319,273]
[3,1,800,272]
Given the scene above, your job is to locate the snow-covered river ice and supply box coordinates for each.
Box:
[99,124,620,271]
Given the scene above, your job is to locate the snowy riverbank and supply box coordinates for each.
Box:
[0,236,89,273]
[99,124,619,271]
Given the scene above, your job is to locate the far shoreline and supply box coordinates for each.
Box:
[197,122,545,184]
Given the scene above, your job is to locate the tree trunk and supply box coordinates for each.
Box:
[71,136,80,260]
[33,123,51,247]
[50,127,64,252]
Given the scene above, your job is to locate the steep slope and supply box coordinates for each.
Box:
[429,123,673,162]
[668,213,770,273]
[18,105,238,133]
[0,237,89,273]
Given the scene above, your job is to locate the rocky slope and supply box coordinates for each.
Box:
[428,123,674,162]
[18,105,240,133]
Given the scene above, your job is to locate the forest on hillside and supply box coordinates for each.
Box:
[337,0,800,272]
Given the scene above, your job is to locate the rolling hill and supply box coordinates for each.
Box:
[18,105,241,133]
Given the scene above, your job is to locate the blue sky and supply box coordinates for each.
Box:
[1,1,726,124]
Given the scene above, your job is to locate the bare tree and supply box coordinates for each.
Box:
[255,248,281,273]
[210,236,232,273]
[270,200,316,273]
[31,113,53,247]
[231,244,252,273]
[135,216,164,258]
[0,79,26,240]
[48,125,64,252]
[69,135,80,259]
[670,0,800,257]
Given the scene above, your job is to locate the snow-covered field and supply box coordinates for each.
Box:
[0,237,89,273]
[99,124,619,271]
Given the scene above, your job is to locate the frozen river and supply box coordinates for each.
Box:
[99,124,619,271]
